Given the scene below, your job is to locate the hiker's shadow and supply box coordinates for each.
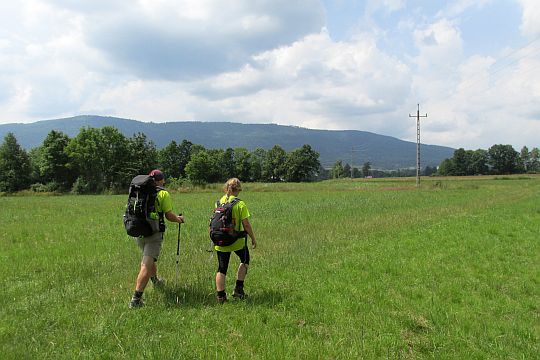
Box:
[159,284,215,308]
[159,285,286,308]
[244,289,286,307]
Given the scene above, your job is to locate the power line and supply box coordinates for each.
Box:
[456,35,540,94]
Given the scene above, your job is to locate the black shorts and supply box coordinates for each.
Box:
[216,247,250,275]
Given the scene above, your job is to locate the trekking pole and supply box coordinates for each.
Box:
[206,239,214,262]
[206,239,214,253]
[175,213,182,304]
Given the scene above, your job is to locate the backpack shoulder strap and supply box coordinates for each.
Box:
[230,197,243,232]
[216,196,241,207]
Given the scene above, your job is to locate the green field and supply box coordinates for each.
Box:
[1,176,539,359]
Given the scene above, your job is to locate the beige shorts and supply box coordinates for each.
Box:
[136,232,164,260]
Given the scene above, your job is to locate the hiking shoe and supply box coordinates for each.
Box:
[151,276,166,288]
[232,287,247,300]
[216,295,227,304]
[129,297,144,309]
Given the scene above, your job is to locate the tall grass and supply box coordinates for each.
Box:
[1,176,538,359]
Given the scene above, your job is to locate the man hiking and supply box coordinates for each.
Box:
[212,178,257,303]
[129,169,184,309]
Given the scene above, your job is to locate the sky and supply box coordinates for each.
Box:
[1,0,539,150]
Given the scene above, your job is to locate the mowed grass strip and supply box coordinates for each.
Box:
[0,176,538,359]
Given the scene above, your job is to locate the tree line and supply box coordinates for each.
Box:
[314,143,539,180]
[0,127,320,194]
[437,144,540,176]
[326,160,439,179]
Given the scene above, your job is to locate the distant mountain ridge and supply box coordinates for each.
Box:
[0,115,454,169]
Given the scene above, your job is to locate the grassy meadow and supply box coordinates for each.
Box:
[1,176,539,359]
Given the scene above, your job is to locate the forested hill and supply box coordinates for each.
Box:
[0,115,454,169]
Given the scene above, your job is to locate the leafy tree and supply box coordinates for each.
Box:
[362,162,371,177]
[66,127,104,193]
[264,145,287,182]
[190,143,206,156]
[520,146,530,172]
[185,149,223,184]
[343,163,351,178]
[331,160,344,179]
[284,144,320,182]
[28,147,44,185]
[0,133,31,192]
[234,147,251,181]
[529,147,540,172]
[66,126,131,193]
[127,132,158,177]
[100,127,131,190]
[469,149,488,175]
[222,148,236,180]
[249,148,266,182]
[438,148,488,176]
[159,141,182,179]
[39,130,74,190]
[488,144,519,174]
[437,158,455,176]
[452,148,470,176]
[185,150,212,185]
[177,140,194,177]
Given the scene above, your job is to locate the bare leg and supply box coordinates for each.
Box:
[135,255,155,292]
[216,272,226,292]
[236,263,248,281]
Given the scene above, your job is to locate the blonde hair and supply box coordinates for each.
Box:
[223,178,242,195]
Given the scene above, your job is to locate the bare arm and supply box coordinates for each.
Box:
[165,211,184,223]
[242,218,256,249]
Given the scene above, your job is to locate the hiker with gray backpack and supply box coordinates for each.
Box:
[124,169,184,309]
[210,178,257,303]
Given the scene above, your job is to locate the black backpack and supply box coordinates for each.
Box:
[123,175,163,237]
[209,198,247,246]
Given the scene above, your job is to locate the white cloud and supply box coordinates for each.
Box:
[414,18,540,149]
[436,0,492,19]
[78,0,325,80]
[189,30,411,133]
[0,0,538,151]
[365,0,404,16]
[517,0,540,37]
[410,18,464,107]
[70,28,412,136]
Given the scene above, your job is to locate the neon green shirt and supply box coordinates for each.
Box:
[156,189,173,213]
[214,195,250,252]
[149,189,172,223]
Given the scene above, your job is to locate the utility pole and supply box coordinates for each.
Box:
[409,104,427,187]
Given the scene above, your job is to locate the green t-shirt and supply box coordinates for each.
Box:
[149,189,172,222]
[156,189,172,213]
[214,195,250,252]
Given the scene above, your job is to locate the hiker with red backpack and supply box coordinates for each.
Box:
[125,169,184,309]
[210,178,257,303]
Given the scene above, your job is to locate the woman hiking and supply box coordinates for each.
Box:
[213,178,257,303]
